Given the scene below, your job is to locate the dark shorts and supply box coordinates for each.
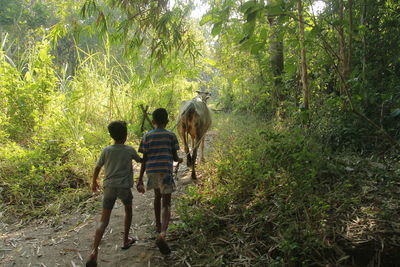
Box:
[102,187,133,210]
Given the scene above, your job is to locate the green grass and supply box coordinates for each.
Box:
[174,112,400,266]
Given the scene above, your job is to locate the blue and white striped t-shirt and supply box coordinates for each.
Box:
[139,128,180,174]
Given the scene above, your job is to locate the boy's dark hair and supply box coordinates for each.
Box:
[108,121,127,141]
[152,108,169,125]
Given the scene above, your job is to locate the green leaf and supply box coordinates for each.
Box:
[25,71,32,82]
[243,20,256,37]
[211,22,223,36]
[200,14,213,26]
[240,1,256,13]
[80,0,98,19]
[38,48,48,62]
[204,58,217,66]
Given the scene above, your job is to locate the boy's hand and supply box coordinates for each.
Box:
[92,180,100,193]
[136,180,145,194]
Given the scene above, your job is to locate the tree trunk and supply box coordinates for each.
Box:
[268,15,284,104]
[298,0,309,109]
[361,0,367,82]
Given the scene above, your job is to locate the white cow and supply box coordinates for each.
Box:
[177,91,212,179]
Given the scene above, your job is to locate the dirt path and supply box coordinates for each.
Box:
[0,131,215,267]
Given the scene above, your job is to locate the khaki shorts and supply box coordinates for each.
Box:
[103,187,133,209]
[146,173,176,194]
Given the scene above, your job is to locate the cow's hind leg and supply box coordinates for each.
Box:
[186,136,195,167]
[191,137,199,180]
[186,135,193,167]
[186,154,192,167]
[186,135,192,167]
[200,135,205,163]
[179,124,191,167]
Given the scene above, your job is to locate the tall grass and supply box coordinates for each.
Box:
[0,35,197,220]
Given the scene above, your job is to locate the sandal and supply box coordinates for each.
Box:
[121,237,137,250]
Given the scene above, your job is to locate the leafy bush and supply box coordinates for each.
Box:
[0,140,91,217]
[304,95,399,153]
[0,40,57,142]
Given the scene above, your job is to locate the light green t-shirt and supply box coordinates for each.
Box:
[96,144,141,188]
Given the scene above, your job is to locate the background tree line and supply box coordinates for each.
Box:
[204,0,400,151]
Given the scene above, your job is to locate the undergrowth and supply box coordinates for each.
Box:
[174,113,400,266]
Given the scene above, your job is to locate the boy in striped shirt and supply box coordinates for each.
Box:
[137,108,182,254]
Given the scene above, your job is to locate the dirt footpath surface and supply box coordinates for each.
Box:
[0,143,207,267]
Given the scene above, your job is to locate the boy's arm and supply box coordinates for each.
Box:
[138,156,146,182]
[136,155,146,193]
[172,134,183,163]
[132,149,142,163]
[92,166,102,192]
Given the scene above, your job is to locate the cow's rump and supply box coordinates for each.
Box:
[178,98,211,131]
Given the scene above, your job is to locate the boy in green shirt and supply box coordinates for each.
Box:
[86,121,142,267]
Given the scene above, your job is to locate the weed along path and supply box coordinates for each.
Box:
[0,131,216,267]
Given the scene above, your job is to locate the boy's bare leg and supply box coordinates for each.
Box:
[123,204,133,246]
[160,193,171,240]
[88,208,112,263]
[154,189,162,233]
